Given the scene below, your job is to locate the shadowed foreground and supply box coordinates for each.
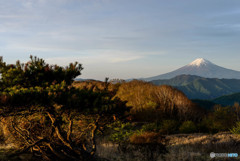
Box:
[96,132,240,161]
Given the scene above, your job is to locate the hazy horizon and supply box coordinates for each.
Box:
[1,0,240,80]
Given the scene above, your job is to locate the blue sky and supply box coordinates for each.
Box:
[1,0,240,80]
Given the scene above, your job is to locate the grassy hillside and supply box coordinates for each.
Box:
[213,92,240,106]
[151,75,240,99]
[151,75,201,86]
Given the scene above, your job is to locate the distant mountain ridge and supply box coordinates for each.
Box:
[151,75,240,99]
[144,58,240,81]
[75,78,100,81]
[213,93,240,106]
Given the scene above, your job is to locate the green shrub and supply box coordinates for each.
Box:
[108,121,135,142]
[159,120,178,134]
[197,118,211,133]
[199,106,237,133]
[230,122,240,134]
[141,123,161,132]
[211,106,236,131]
[179,121,197,133]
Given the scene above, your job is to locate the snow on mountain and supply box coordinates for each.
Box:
[144,58,240,81]
[188,58,212,67]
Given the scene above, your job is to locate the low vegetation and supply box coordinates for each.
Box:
[0,56,240,160]
[0,56,128,161]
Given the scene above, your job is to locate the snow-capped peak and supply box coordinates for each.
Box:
[188,58,212,67]
[144,57,240,80]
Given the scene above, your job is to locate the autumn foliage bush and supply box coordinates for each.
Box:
[114,80,202,122]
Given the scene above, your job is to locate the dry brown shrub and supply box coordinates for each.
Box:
[73,80,117,92]
[129,132,165,144]
[114,80,202,121]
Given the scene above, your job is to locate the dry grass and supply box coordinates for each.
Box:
[96,132,240,161]
[165,132,240,147]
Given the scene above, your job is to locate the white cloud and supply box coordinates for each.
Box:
[44,50,148,65]
[109,56,143,63]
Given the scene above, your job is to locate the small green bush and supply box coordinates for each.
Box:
[108,121,134,142]
[179,121,197,133]
[198,106,237,133]
[141,123,161,132]
[230,122,240,134]
[197,119,211,133]
[159,120,178,134]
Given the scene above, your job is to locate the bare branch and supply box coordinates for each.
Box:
[46,111,73,150]
[67,117,73,142]
[90,115,100,155]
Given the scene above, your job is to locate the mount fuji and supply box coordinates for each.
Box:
[144,58,240,81]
